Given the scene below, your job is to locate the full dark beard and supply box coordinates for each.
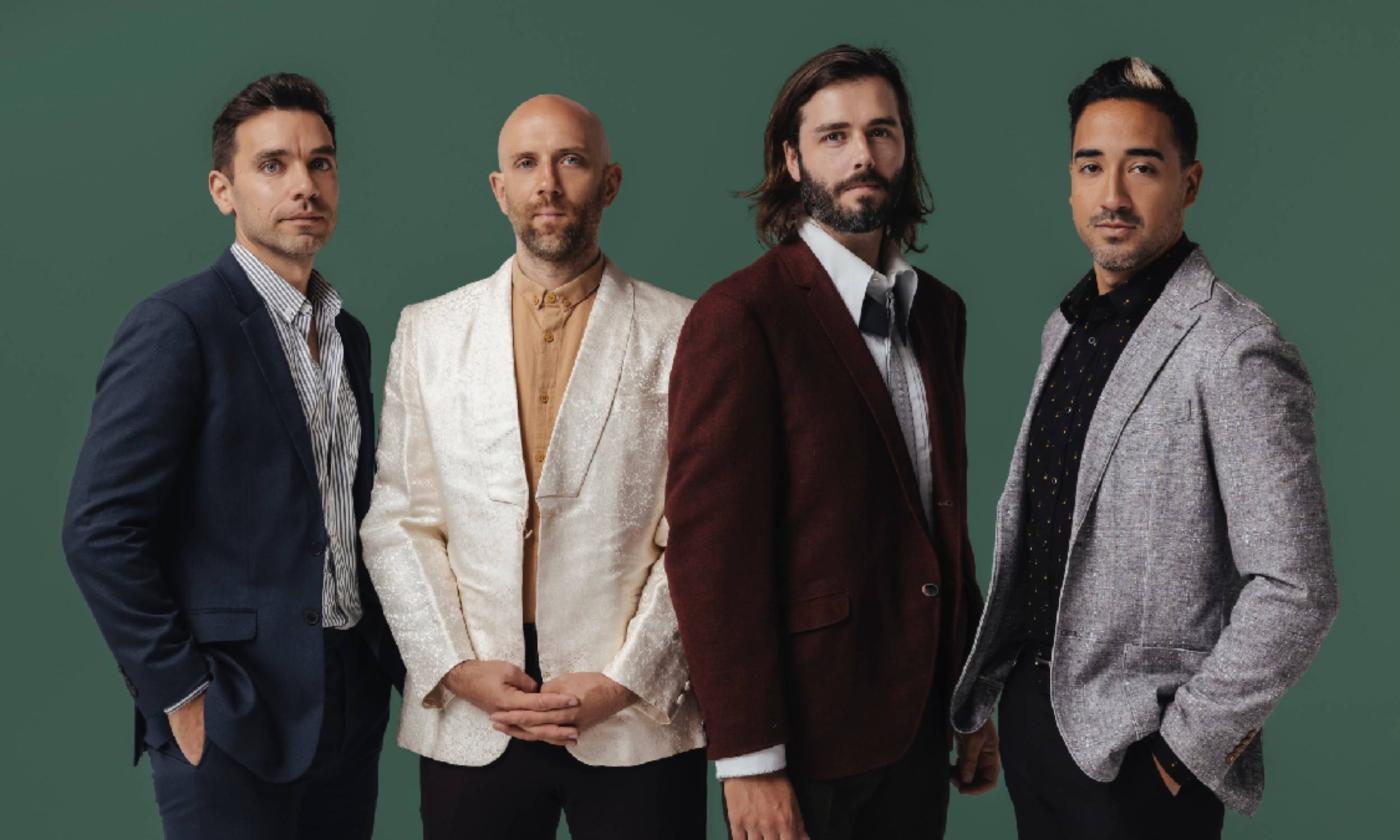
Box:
[799,162,898,235]
[515,183,606,265]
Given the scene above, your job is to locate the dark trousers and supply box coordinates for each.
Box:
[788,700,952,839]
[420,623,707,839]
[148,628,390,840]
[999,652,1225,840]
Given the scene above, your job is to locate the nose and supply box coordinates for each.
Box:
[536,162,562,198]
[1101,167,1130,213]
[851,134,875,172]
[289,162,318,203]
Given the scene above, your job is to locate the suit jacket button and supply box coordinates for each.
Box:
[922,583,940,597]
[304,609,320,626]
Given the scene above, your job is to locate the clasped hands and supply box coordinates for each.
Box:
[444,660,636,746]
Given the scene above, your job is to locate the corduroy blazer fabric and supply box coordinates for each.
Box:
[950,248,1338,816]
[666,239,982,781]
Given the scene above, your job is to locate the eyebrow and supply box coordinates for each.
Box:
[1072,147,1165,160]
[252,146,336,163]
[812,117,899,134]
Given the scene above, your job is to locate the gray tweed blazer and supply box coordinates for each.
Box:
[950,247,1338,816]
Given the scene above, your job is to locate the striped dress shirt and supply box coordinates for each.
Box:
[232,243,363,629]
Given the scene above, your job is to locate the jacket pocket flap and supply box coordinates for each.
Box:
[1125,643,1209,673]
[788,591,850,634]
[186,609,257,643]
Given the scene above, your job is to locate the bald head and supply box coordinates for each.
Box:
[496,94,611,168]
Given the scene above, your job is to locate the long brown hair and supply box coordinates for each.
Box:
[743,45,933,252]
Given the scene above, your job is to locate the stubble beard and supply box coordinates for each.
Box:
[513,182,606,267]
[1087,209,1181,274]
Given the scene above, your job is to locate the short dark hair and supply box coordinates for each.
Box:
[1068,57,1198,163]
[743,45,933,252]
[212,73,335,174]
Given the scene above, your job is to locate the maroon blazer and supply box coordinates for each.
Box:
[666,238,982,780]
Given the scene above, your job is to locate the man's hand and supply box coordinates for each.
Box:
[722,772,809,840]
[1151,754,1182,797]
[952,719,1000,794]
[445,660,580,745]
[167,693,206,766]
[491,672,636,741]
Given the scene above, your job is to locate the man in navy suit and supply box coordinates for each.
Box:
[62,73,402,840]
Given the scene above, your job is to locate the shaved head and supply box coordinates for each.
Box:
[496,94,611,168]
[489,94,622,279]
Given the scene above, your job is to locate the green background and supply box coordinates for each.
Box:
[2,0,1394,836]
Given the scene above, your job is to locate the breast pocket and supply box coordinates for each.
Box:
[787,586,850,634]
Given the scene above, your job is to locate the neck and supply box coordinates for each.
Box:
[816,221,884,270]
[236,231,314,294]
[514,241,601,291]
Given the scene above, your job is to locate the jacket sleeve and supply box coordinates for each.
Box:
[61,298,212,719]
[602,517,691,724]
[1160,320,1339,788]
[664,291,787,760]
[359,307,476,709]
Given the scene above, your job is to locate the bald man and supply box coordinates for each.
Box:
[360,95,706,839]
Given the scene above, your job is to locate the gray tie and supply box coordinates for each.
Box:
[880,289,919,482]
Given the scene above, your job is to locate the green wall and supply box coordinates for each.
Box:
[2,0,1394,836]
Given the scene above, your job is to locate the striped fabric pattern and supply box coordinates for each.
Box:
[232,243,362,629]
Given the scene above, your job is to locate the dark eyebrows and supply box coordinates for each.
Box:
[311,145,336,157]
[869,116,899,129]
[1072,147,1166,161]
[253,148,289,164]
[812,121,851,134]
[1125,147,1165,160]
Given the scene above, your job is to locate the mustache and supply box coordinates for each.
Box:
[1089,210,1143,227]
[834,171,894,193]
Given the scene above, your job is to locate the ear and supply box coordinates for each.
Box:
[488,170,509,216]
[1182,160,1204,209]
[208,169,235,216]
[601,163,623,207]
[783,140,801,184]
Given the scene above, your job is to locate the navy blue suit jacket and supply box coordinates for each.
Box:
[62,249,404,783]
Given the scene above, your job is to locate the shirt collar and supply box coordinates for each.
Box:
[1060,234,1196,324]
[799,218,918,331]
[511,253,605,311]
[230,242,340,326]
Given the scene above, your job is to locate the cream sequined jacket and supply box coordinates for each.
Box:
[361,258,704,767]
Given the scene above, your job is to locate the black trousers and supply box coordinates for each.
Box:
[419,624,707,839]
[148,628,390,840]
[998,652,1225,840]
[787,700,952,839]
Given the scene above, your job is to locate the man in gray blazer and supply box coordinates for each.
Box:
[950,57,1338,838]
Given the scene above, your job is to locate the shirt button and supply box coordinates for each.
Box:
[303,609,320,626]
[921,583,940,597]
[546,292,558,303]
[1087,336,1098,347]
[539,393,549,405]
[532,295,540,305]
[543,331,555,343]
[534,451,545,463]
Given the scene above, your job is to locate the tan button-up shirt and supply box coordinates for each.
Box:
[511,255,604,622]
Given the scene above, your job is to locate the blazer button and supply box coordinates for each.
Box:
[304,609,320,626]
[921,583,940,597]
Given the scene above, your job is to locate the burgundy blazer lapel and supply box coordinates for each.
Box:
[775,240,927,531]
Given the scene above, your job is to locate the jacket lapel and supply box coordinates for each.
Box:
[536,263,633,500]
[465,259,530,508]
[779,241,924,527]
[1067,250,1213,549]
[214,250,319,493]
[337,312,375,514]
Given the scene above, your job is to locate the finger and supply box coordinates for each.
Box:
[490,708,579,727]
[521,724,578,743]
[500,666,538,693]
[502,689,580,711]
[956,742,979,784]
[492,722,538,741]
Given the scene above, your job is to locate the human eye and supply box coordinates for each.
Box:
[260,159,282,174]
[514,157,535,170]
[822,130,845,143]
[1077,162,1100,174]
[309,157,334,171]
[560,153,584,166]
[1130,162,1157,175]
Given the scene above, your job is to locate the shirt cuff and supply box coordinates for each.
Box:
[163,679,210,714]
[714,744,787,779]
